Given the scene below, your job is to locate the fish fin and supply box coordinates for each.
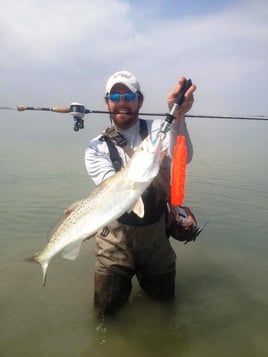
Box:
[64,199,83,215]
[25,255,48,287]
[131,197,145,218]
[41,262,48,286]
[61,241,82,260]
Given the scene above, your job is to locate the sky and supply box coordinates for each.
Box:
[1,0,268,120]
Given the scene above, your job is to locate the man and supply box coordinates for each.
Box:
[85,70,196,317]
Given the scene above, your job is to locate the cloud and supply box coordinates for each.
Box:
[1,0,131,66]
[1,0,268,115]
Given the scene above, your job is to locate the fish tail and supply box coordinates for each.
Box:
[25,254,48,287]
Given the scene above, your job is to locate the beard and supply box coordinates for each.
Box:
[110,107,139,129]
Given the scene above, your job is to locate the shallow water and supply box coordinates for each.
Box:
[0,114,267,356]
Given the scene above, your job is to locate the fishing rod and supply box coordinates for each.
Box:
[1,104,268,131]
[186,114,268,121]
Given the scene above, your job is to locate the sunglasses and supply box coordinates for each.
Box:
[108,92,138,102]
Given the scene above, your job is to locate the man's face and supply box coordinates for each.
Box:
[105,83,143,130]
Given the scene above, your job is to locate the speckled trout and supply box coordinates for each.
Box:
[27,135,162,286]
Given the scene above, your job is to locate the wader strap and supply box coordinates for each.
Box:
[101,119,148,172]
[102,138,123,172]
[139,118,148,140]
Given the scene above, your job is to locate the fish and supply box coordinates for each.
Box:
[26,135,162,286]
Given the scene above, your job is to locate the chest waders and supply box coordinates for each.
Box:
[94,119,176,317]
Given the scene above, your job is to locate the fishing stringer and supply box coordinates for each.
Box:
[158,79,191,207]
[170,133,187,206]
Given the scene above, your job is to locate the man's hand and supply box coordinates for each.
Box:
[167,77,196,123]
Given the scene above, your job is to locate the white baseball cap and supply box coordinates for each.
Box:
[105,70,141,94]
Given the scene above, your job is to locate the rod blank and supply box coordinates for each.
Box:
[0,104,267,121]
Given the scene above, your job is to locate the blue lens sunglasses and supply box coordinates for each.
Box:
[107,92,137,102]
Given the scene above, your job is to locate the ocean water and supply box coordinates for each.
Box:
[0,113,267,357]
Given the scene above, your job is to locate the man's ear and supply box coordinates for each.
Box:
[138,97,144,110]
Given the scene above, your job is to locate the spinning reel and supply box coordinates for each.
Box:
[69,103,90,131]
